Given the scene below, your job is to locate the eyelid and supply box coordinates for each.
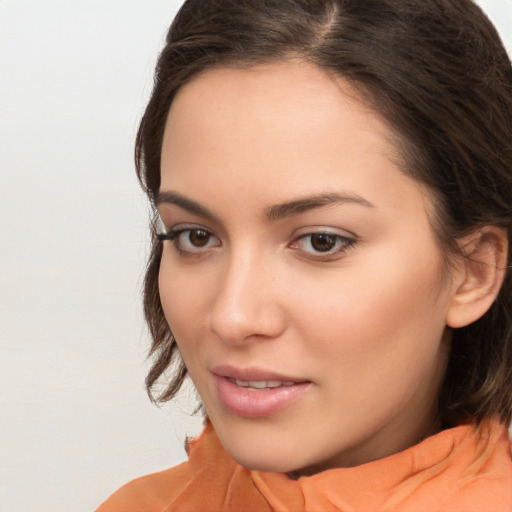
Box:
[157,222,212,238]
[157,223,221,253]
[289,227,357,260]
[290,225,356,239]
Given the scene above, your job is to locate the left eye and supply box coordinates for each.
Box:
[291,232,354,256]
[181,229,213,248]
[158,227,220,253]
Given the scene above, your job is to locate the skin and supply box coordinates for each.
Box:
[157,61,458,475]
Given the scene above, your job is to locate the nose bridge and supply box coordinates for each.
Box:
[209,245,285,343]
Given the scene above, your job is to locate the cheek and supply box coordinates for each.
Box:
[158,256,178,325]
[288,248,450,428]
[158,255,207,349]
[291,243,450,360]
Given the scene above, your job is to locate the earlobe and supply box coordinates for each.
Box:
[446,226,508,329]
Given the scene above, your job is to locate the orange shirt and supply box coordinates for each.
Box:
[98,420,512,511]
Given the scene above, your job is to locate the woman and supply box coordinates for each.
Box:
[98,0,512,510]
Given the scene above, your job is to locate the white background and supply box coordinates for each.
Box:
[1,1,511,511]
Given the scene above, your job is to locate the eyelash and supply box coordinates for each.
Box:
[157,227,220,254]
[157,226,356,260]
[290,232,356,260]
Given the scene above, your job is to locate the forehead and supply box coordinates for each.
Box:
[160,61,428,217]
[166,61,391,149]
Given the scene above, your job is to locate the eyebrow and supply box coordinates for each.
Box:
[265,192,374,220]
[156,190,374,221]
[156,191,220,221]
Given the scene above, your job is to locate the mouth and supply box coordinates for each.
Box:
[227,378,298,390]
[212,365,311,418]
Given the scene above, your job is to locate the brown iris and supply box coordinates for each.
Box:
[310,233,337,252]
[189,229,210,247]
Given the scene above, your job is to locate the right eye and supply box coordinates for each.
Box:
[158,227,221,254]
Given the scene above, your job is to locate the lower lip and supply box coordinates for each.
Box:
[214,375,310,418]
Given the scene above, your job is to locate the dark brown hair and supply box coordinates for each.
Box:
[137,0,512,426]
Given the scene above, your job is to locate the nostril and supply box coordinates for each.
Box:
[207,256,287,343]
[209,297,287,344]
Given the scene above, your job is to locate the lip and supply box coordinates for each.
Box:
[212,364,307,383]
[212,365,311,418]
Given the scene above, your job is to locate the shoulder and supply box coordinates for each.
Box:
[95,422,243,512]
[96,460,192,512]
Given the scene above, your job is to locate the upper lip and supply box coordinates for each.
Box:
[211,364,308,383]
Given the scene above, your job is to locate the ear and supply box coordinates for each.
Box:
[446,226,508,329]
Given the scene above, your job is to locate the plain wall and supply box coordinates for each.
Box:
[1,1,511,511]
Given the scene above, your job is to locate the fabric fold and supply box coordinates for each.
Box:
[97,420,512,512]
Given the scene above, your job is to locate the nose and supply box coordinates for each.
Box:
[209,251,287,345]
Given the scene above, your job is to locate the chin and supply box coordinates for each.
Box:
[219,434,314,475]
[230,452,298,474]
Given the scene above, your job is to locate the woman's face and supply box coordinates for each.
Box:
[158,61,456,475]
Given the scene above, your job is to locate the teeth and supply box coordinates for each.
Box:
[233,378,296,389]
[248,380,267,389]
